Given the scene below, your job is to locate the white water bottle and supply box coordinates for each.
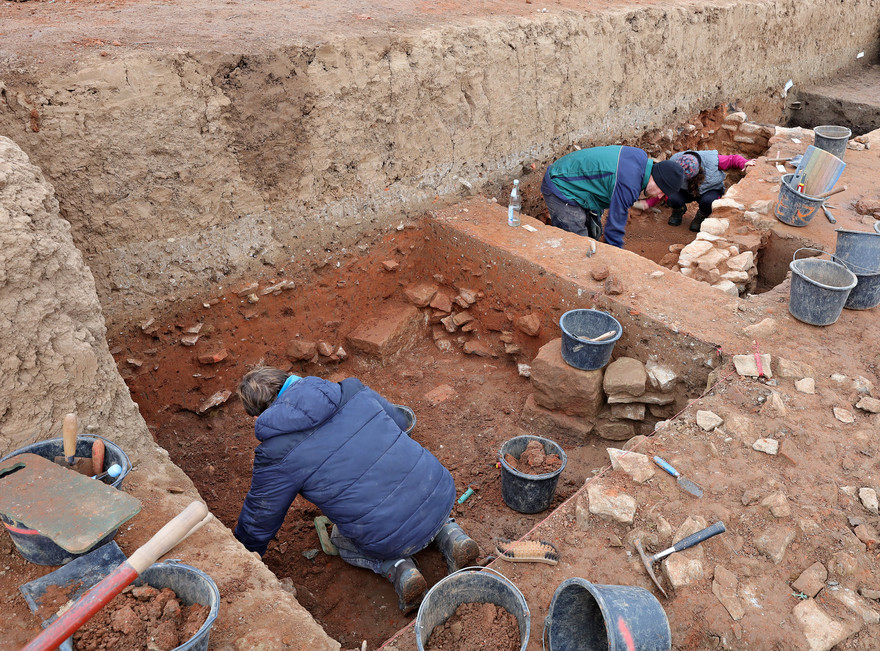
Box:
[508,179,521,227]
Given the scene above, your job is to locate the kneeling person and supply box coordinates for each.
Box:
[234,367,479,613]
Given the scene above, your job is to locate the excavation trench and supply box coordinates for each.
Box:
[107,109,801,648]
[110,214,717,648]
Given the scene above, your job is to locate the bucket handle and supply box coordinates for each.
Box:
[830,253,880,275]
[792,247,830,262]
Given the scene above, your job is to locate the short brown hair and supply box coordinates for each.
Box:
[238,366,290,416]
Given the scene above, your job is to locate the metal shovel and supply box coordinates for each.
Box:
[635,521,726,598]
[653,456,703,498]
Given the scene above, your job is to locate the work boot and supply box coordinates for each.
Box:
[689,210,709,232]
[383,558,427,614]
[434,520,480,573]
[667,207,685,227]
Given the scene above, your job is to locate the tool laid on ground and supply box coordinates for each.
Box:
[652,456,703,498]
[22,500,209,651]
[635,521,726,598]
[822,205,837,224]
[0,453,140,555]
[495,538,559,565]
[52,413,93,476]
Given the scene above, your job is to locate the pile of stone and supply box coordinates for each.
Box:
[717,112,775,155]
[667,217,759,295]
[521,339,679,442]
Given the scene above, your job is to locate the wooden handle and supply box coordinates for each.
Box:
[128,500,210,573]
[91,439,106,475]
[815,185,846,199]
[589,330,616,342]
[62,413,77,460]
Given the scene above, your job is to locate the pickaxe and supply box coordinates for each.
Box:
[635,521,726,598]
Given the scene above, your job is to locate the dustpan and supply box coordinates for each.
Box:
[0,453,140,554]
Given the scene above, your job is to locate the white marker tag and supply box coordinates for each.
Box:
[776,164,786,173]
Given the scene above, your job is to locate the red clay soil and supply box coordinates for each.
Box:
[504,440,563,475]
[72,585,210,651]
[424,602,520,651]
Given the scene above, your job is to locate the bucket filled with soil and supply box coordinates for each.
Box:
[71,562,220,651]
[499,436,566,514]
[415,567,529,651]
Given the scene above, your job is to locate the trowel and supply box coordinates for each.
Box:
[52,413,93,476]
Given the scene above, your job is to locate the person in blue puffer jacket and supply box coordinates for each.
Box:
[233,366,479,613]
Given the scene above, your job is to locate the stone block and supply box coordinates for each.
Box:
[610,403,646,420]
[727,250,755,272]
[531,338,604,417]
[587,481,636,523]
[793,599,860,651]
[829,587,880,624]
[777,358,816,379]
[607,391,674,405]
[663,555,704,590]
[712,565,744,620]
[712,280,739,296]
[696,410,723,431]
[606,448,655,483]
[756,526,796,564]
[856,397,880,413]
[792,562,827,598]
[595,420,636,441]
[346,302,423,359]
[403,282,438,307]
[645,359,677,392]
[734,354,772,378]
[520,394,594,441]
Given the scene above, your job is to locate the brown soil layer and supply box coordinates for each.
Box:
[73,585,209,651]
[425,602,520,651]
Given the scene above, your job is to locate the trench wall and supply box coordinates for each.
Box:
[0,0,878,328]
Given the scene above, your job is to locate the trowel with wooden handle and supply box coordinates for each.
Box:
[52,413,93,476]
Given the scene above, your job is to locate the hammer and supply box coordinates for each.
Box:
[635,521,726,598]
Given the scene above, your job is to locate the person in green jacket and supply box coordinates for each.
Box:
[541,146,684,248]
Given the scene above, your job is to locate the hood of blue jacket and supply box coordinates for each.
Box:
[254,376,342,442]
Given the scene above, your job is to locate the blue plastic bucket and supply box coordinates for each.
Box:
[813,125,851,160]
[774,174,824,227]
[499,435,567,514]
[789,248,857,326]
[544,578,671,651]
[415,567,530,651]
[559,309,622,371]
[834,228,880,274]
[0,436,132,565]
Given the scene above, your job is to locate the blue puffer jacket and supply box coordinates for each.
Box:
[234,377,455,558]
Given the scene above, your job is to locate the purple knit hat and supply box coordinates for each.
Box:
[677,154,700,180]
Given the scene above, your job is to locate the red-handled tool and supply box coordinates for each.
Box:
[22,501,210,651]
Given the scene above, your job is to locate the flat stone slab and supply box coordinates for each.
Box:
[345,302,423,359]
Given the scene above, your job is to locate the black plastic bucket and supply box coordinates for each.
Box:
[392,404,416,435]
[559,309,622,371]
[835,256,880,311]
[774,174,824,227]
[499,435,566,514]
[834,228,880,274]
[544,577,671,651]
[0,436,132,565]
[813,125,851,160]
[134,562,221,651]
[788,248,857,326]
[415,567,529,651]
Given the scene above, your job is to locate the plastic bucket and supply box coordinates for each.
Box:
[393,404,416,435]
[834,228,880,274]
[559,309,622,371]
[415,567,529,651]
[789,248,857,326]
[773,174,824,227]
[813,125,851,160]
[0,436,132,565]
[544,577,671,651]
[499,435,567,514]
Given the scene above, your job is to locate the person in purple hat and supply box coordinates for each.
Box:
[637,150,755,232]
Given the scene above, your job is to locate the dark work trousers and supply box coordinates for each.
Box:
[667,188,724,216]
[542,190,603,240]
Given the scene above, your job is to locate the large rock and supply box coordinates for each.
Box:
[606,448,655,483]
[587,481,636,524]
[792,562,827,598]
[793,599,861,651]
[603,357,647,397]
[756,526,796,564]
[712,565,744,620]
[829,587,880,624]
[346,302,424,359]
[531,338,604,417]
[520,394,594,441]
